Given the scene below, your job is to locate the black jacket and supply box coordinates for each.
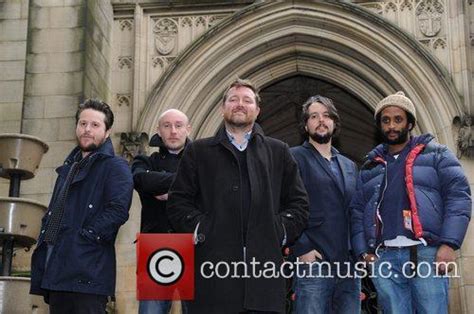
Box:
[132,134,190,233]
[167,124,309,313]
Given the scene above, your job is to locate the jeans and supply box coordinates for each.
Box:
[371,245,449,314]
[293,262,361,314]
[139,300,188,314]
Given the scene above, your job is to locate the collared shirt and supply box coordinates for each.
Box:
[226,129,252,151]
[325,155,344,194]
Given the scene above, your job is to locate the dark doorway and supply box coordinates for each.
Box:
[258,75,377,164]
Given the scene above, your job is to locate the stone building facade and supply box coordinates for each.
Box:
[1,0,473,313]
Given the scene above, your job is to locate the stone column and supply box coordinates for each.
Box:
[0,0,30,196]
[458,159,474,313]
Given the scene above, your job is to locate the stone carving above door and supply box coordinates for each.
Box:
[153,18,178,55]
[416,0,443,37]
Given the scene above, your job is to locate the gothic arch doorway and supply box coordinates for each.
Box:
[138,1,463,151]
[258,75,376,163]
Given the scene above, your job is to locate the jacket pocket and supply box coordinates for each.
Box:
[308,216,324,228]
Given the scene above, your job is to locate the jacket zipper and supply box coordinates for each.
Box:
[375,160,388,240]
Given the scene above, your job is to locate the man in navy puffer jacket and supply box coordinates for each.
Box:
[350,91,471,314]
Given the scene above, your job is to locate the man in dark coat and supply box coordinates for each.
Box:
[30,99,133,313]
[290,95,360,313]
[167,78,309,313]
[132,109,191,314]
[350,92,471,313]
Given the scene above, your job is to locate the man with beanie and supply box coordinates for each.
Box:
[291,95,360,313]
[132,109,191,314]
[350,91,471,313]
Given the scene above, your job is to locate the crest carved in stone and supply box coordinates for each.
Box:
[153,18,178,55]
[416,0,444,37]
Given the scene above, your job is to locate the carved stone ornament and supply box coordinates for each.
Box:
[118,56,133,69]
[120,132,149,163]
[416,0,444,37]
[456,115,474,159]
[153,18,178,55]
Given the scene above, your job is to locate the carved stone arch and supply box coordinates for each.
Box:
[138,1,463,149]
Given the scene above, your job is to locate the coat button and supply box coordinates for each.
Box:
[186,215,192,220]
[41,230,45,234]
[88,204,93,208]
[286,214,293,218]
[48,211,52,216]
[232,185,239,191]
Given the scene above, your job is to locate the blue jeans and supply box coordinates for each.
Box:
[371,245,449,314]
[293,262,361,314]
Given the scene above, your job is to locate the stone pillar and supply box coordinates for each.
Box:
[458,159,474,313]
[0,0,30,195]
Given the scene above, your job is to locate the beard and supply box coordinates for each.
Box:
[309,132,332,144]
[309,124,333,144]
[224,111,254,128]
[77,136,106,153]
[382,127,409,145]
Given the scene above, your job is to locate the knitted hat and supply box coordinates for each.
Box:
[374,91,416,121]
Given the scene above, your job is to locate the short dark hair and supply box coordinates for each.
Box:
[375,109,416,131]
[300,95,341,137]
[222,78,261,107]
[75,99,114,131]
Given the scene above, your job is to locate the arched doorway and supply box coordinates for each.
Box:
[138,1,463,151]
[258,75,376,163]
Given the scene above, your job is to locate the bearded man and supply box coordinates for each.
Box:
[290,95,360,314]
[30,99,133,314]
[166,78,309,313]
[350,91,471,313]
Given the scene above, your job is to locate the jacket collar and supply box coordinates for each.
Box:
[366,133,434,161]
[64,137,115,164]
[210,123,265,146]
[302,140,347,196]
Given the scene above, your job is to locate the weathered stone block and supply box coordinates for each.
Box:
[30,28,84,53]
[23,96,46,119]
[36,140,75,168]
[115,290,138,314]
[116,195,140,244]
[44,95,81,118]
[0,0,22,19]
[27,52,83,73]
[32,0,83,7]
[0,119,21,133]
[22,118,60,141]
[0,19,28,41]
[20,167,56,195]
[58,117,76,141]
[0,102,22,121]
[50,6,85,28]
[115,243,136,268]
[0,81,24,102]
[25,72,83,96]
[116,265,136,293]
[0,60,26,80]
[29,6,50,29]
[0,42,27,61]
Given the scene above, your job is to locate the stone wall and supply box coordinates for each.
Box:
[0,0,30,196]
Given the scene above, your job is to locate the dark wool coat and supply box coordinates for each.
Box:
[167,124,309,314]
[30,138,133,297]
[132,135,191,233]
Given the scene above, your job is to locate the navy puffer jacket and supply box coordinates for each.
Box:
[351,134,471,257]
